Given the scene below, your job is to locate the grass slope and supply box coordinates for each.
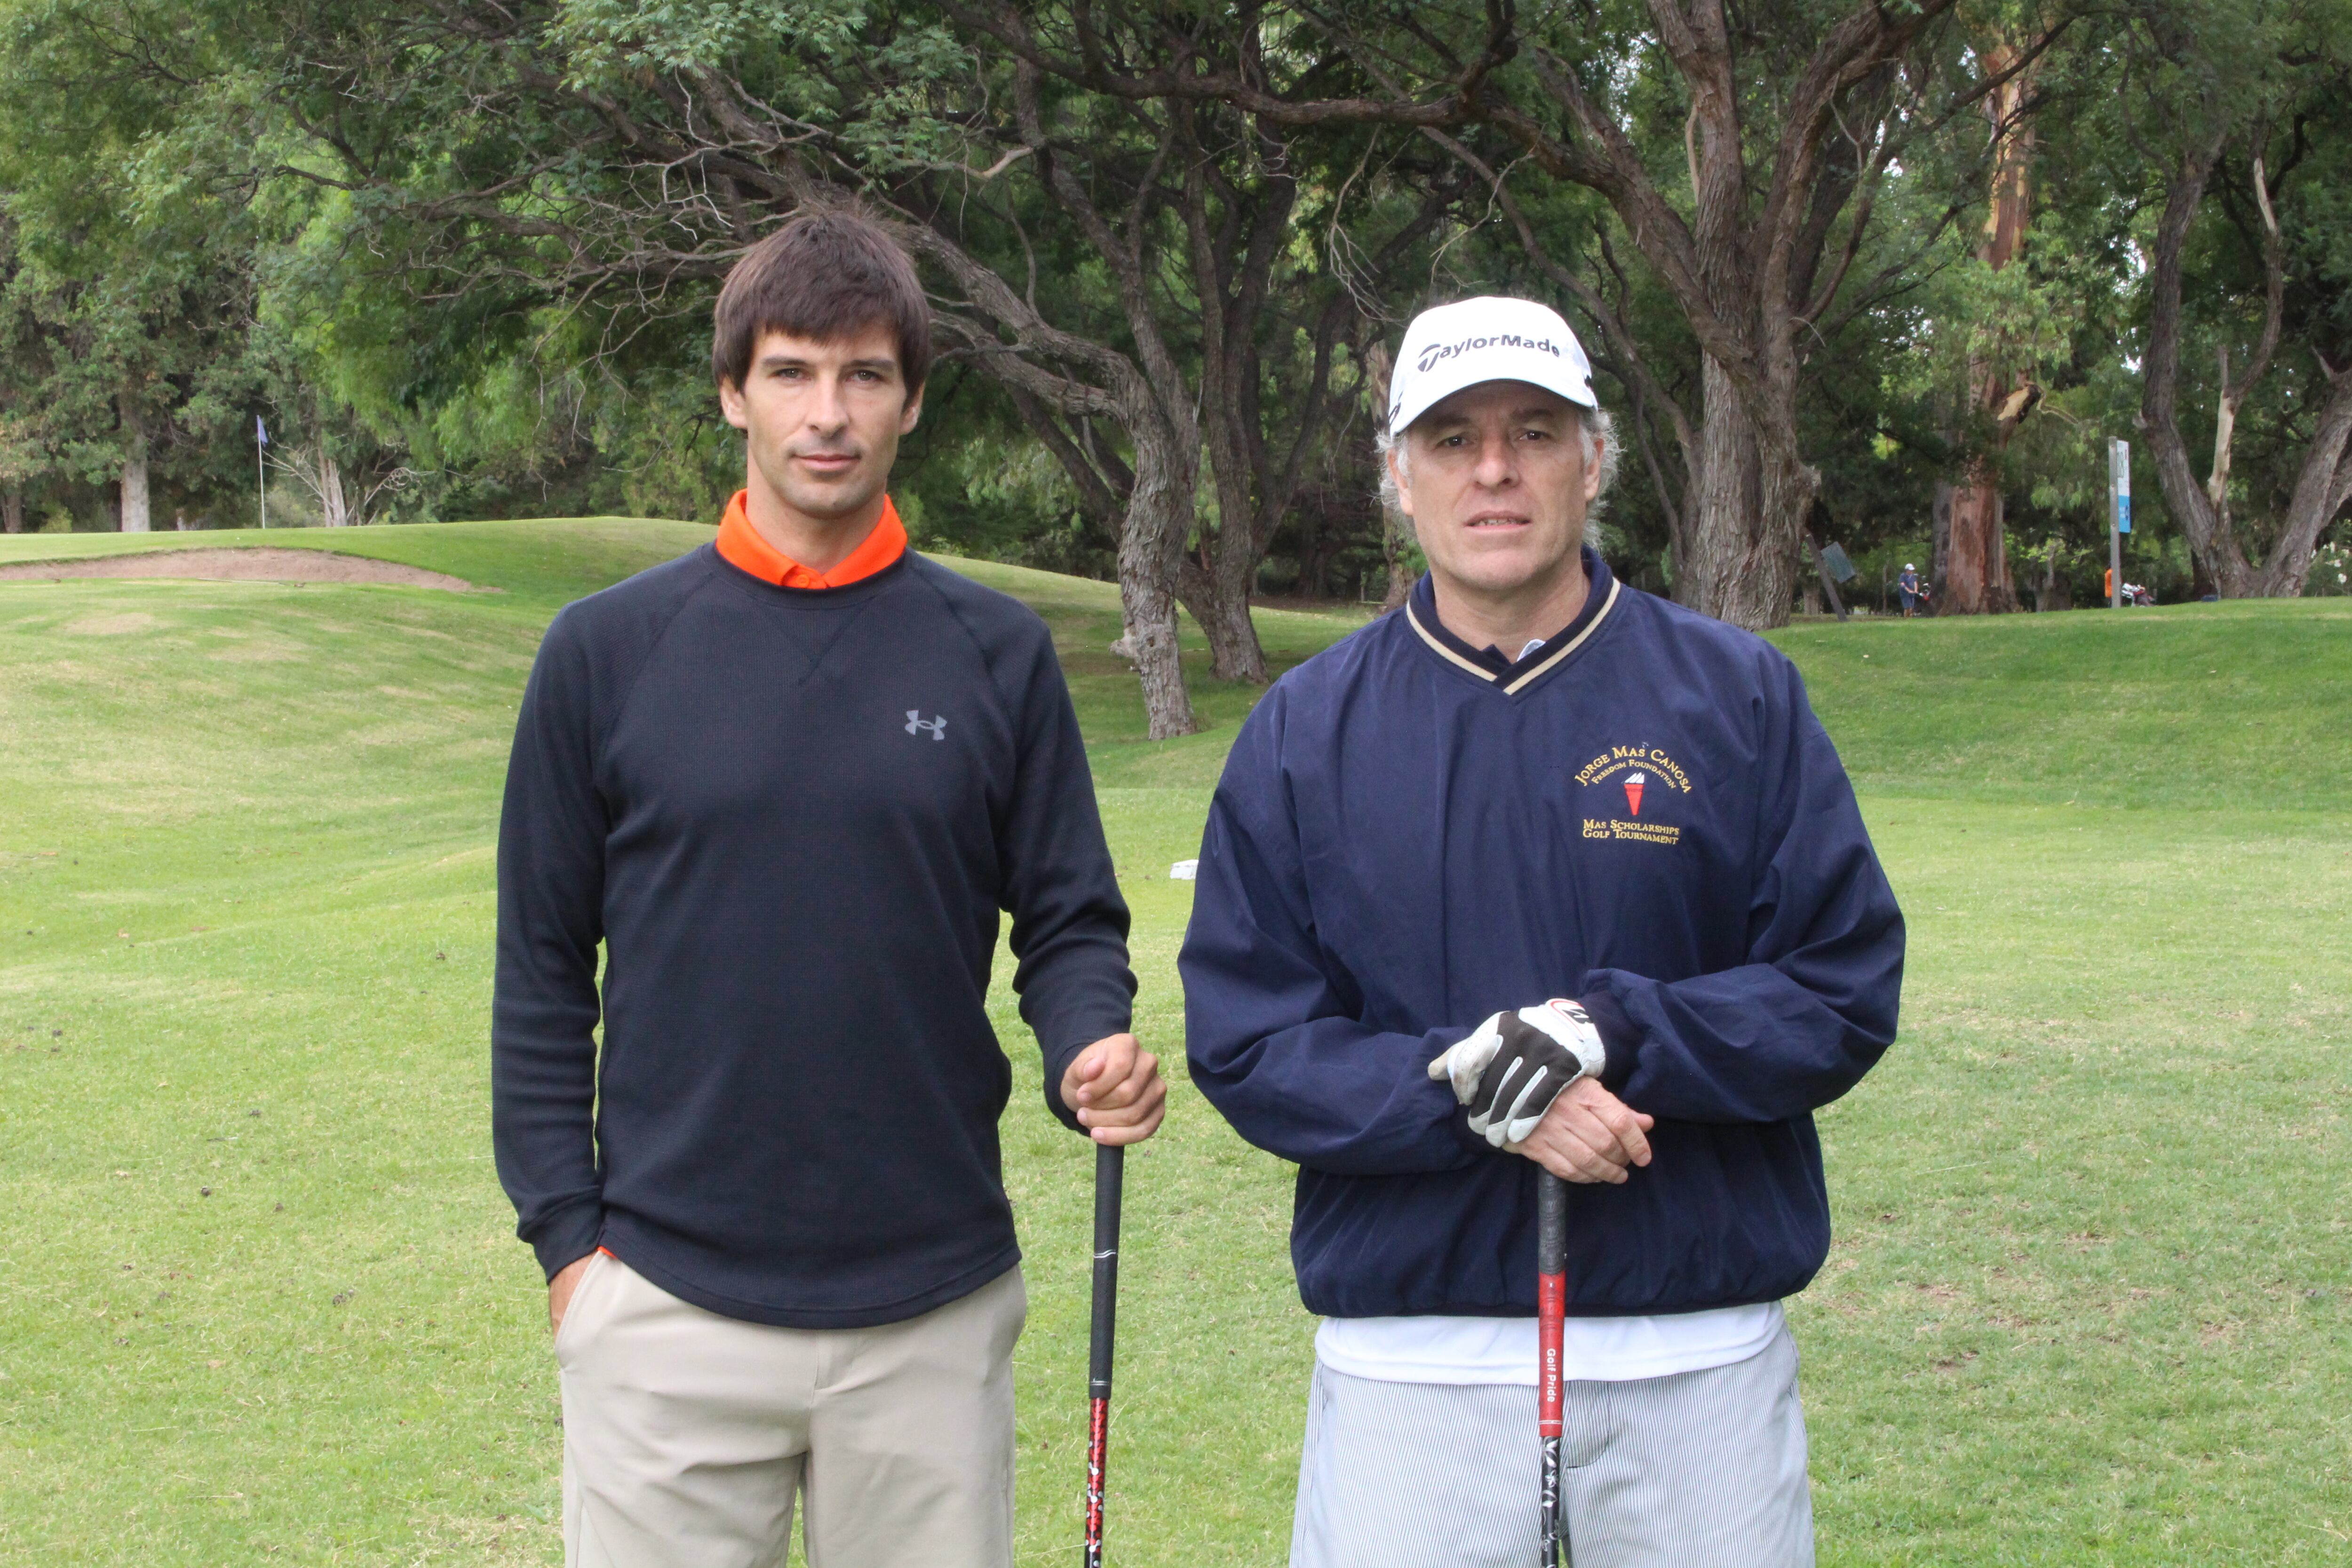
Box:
[0,522,2345,1565]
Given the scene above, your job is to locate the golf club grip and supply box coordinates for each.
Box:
[1537,1170,1566,1432]
[1537,1170,1568,1566]
[1084,1142,1124,1567]
[1089,1142,1124,1397]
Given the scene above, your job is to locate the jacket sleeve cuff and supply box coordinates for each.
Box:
[1427,1027,1500,1158]
[1579,984,1641,1094]
[526,1202,606,1283]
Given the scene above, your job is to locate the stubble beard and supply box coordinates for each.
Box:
[754,440,889,526]
[1431,507,1586,600]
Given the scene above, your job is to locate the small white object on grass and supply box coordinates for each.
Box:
[1169,860,1199,880]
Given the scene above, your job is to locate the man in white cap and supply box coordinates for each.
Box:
[1181,297,1905,1565]
[1898,562,1921,616]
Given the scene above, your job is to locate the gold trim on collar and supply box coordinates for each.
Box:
[1503,578,1619,694]
[1403,577,1623,695]
[1405,601,1501,682]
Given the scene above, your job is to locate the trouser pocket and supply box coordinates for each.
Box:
[551,1250,611,1366]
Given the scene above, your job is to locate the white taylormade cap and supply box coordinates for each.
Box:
[1387,296,1596,435]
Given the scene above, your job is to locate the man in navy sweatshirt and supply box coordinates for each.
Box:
[1181,296,1903,1567]
[494,209,1166,1568]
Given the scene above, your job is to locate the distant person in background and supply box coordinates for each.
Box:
[494,208,1166,1568]
[1897,563,1920,617]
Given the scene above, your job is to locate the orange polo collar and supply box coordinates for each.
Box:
[715,490,908,589]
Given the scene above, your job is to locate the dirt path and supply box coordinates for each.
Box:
[0,547,484,591]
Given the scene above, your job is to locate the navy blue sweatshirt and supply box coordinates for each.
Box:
[1181,554,1903,1320]
[493,544,1134,1329]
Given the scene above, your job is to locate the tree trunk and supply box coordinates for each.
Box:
[894,221,1200,739]
[1751,448,1815,628]
[2188,550,2217,601]
[2142,124,2349,600]
[1678,359,1759,616]
[1677,362,1805,628]
[1804,527,1849,620]
[1179,537,1269,683]
[1381,505,1414,611]
[1930,482,1954,609]
[1292,494,1345,600]
[120,457,150,533]
[1942,468,1986,611]
[2249,369,2352,597]
[1180,550,1268,684]
[2140,125,2258,596]
[119,397,151,533]
[1117,557,1195,741]
[1939,44,2034,614]
[1,489,21,534]
[1942,462,2015,613]
[319,450,351,527]
[1119,423,1203,740]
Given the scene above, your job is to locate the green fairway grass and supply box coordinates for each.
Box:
[0,523,2345,1564]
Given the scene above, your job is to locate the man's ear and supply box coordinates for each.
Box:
[717,377,749,432]
[898,382,925,437]
[1386,445,1414,520]
[1582,434,1606,503]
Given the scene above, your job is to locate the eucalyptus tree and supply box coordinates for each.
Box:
[889,41,1456,688]
[127,0,1195,725]
[2125,0,2352,597]
[1935,31,2043,614]
[0,214,46,533]
[0,0,267,531]
[957,25,1467,680]
[968,0,2076,628]
[195,0,1451,731]
[1471,0,2076,627]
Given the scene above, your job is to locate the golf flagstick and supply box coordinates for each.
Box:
[1537,1170,1568,1566]
[1084,1141,1125,1568]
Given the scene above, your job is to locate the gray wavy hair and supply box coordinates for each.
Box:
[1376,405,1620,549]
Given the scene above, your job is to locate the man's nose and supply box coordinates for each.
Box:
[1472,432,1518,488]
[806,376,850,433]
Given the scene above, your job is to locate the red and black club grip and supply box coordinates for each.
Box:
[1084,1142,1124,1568]
[1537,1170,1567,1567]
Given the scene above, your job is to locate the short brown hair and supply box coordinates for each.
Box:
[711,209,932,397]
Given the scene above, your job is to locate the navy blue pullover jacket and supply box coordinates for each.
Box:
[493,544,1134,1329]
[1181,554,1903,1320]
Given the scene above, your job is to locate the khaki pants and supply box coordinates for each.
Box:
[555,1251,1026,1568]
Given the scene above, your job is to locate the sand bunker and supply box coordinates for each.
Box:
[0,547,484,592]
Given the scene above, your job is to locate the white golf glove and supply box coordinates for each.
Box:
[1428,1000,1607,1148]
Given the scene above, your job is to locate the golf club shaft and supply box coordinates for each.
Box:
[1537,1170,1567,1567]
[1085,1141,1125,1568]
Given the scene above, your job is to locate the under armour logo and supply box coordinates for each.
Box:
[905,710,947,740]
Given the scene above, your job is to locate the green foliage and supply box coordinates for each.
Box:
[0,0,272,525]
[0,0,2343,609]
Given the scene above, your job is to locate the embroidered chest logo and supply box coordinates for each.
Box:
[905,711,947,741]
[1573,746,1692,847]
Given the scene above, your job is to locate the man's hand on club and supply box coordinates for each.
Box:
[1510,1078,1654,1185]
[1060,1033,1167,1145]
[548,1252,593,1335]
[1428,1000,1608,1147]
